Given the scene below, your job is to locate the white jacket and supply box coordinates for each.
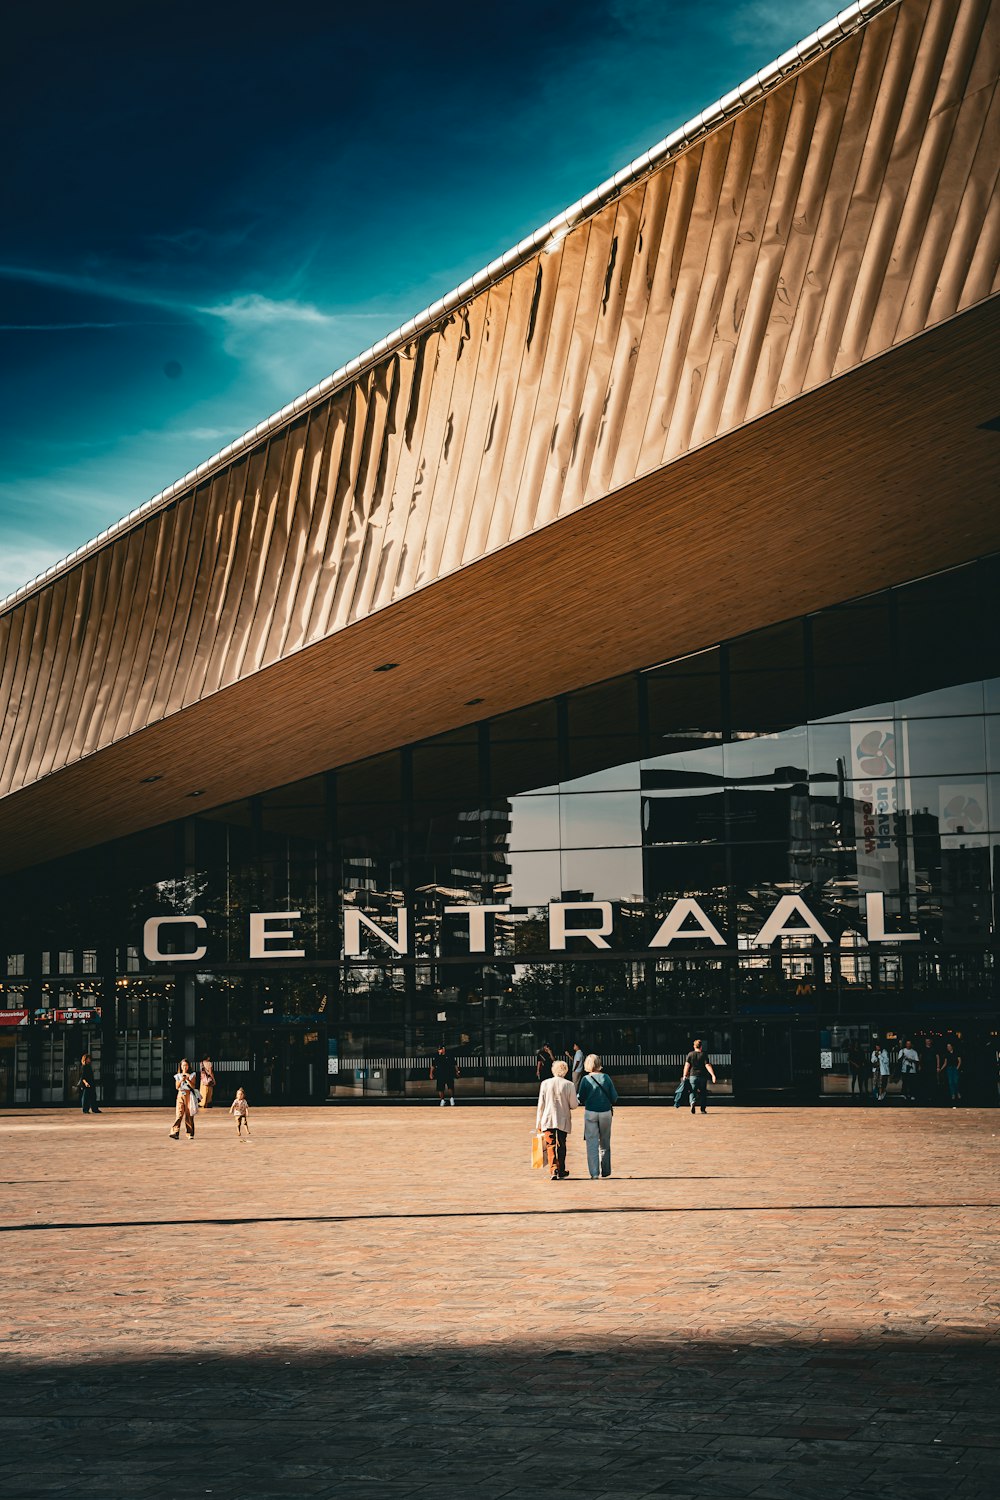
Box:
[536,1076,578,1133]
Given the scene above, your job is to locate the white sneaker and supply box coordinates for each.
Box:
[439,1099,446,1106]
[449,1097,455,1106]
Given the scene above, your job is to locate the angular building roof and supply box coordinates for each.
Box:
[1,0,999,871]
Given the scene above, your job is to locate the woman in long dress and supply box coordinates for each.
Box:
[168,1058,198,1140]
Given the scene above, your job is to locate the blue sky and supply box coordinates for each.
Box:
[0,0,837,598]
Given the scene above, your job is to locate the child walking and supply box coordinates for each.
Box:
[229,1088,252,1139]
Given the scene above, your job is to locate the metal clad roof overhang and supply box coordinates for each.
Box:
[1,0,999,872]
[1,295,998,874]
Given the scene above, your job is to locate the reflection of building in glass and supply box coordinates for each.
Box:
[1,0,999,1106]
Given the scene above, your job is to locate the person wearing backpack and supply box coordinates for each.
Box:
[577,1053,618,1179]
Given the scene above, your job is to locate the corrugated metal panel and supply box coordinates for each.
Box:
[1,0,998,803]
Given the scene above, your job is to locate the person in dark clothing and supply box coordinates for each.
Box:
[535,1044,555,1083]
[430,1046,459,1105]
[847,1040,863,1098]
[78,1054,100,1114]
[939,1041,962,1106]
[682,1039,717,1115]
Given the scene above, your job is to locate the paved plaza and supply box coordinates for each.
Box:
[1,1102,999,1499]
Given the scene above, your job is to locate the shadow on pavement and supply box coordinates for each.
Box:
[2,1336,998,1499]
[4,1201,998,1234]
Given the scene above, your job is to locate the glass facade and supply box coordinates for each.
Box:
[2,555,999,1107]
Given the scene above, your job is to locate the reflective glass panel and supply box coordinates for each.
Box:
[896,683,984,717]
[645,651,723,757]
[886,775,989,832]
[642,788,725,845]
[987,716,1000,773]
[560,847,645,902]
[810,595,893,722]
[336,752,402,804]
[724,727,808,784]
[506,795,561,851]
[901,717,986,776]
[896,569,985,703]
[564,738,641,788]
[411,739,481,804]
[506,850,562,906]
[489,736,559,798]
[726,787,805,844]
[560,792,642,848]
[641,742,724,780]
[729,621,806,732]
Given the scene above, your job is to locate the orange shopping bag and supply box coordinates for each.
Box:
[531,1130,545,1170]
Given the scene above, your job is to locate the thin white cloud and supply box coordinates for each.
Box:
[173,426,235,443]
[198,291,338,328]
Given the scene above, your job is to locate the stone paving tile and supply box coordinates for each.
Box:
[0,1104,998,1498]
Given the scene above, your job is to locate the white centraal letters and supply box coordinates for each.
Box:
[143,914,208,963]
[443,903,510,952]
[549,901,614,950]
[343,907,409,957]
[249,911,305,960]
[648,898,727,948]
[864,891,920,941]
[752,894,833,947]
[141,893,926,960]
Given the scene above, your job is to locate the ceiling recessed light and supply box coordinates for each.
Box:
[465,697,484,705]
[140,775,163,784]
[187,790,206,798]
[373,662,399,673]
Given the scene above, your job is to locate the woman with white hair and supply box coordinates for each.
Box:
[535,1059,578,1181]
[577,1053,618,1178]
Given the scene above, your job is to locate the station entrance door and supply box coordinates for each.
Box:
[252,1026,327,1104]
[734,1021,818,1103]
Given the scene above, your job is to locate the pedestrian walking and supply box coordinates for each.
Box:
[681,1039,717,1115]
[899,1039,919,1102]
[229,1088,251,1139]
[872,1043,890,1102]
[939,1041,962,1106]
[535,1059,577,1181]
[535,1043,555,1084]
[577,1053,618,1178]
[567,1040,585,1090]
[78,1053,101,1114]
[847,1040,863,1098]
[168,1058,198,1140]
[199,1056,216,1109]
[430,1046,459,1105]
